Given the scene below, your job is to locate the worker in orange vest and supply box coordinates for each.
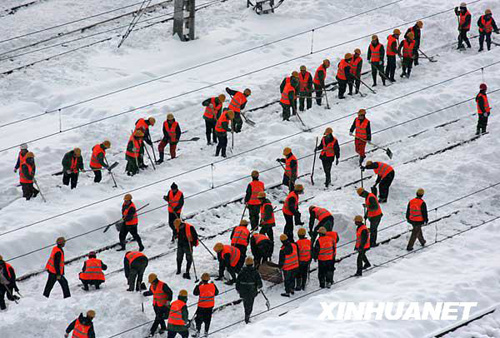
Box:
[245,170,265,230]
[135,117,156,167]
[163,182,185,242]
[280,72,299,121]
[308,205,334,242]
[158,113,181,163]
[175,219,199,279]
[405,21,423,65]
[336,53,353,99]
[476,83,491,135]
[250,233,273,267]
[202,94,226,145]
[231,219,251,267]
[277,147,298,191]
[167,290,189,338]
[19,151,39,200]
[362,160,395,203]
[0,255,19,310]
[126,129,144,176]
[398,32,416,78]
[357,188,383,247]
[455,3,472,49]
[406,188,428,251]
[61,148,83,189]
[315,127,340,188]
[14,143,28,173]
[258,192,276,242]
[89,140,111,183]
[313,227,335,288]
[279,234,299,297]
[478,9,499,52]
[143,273,173,337]
[349,49,363,95]
[283,184,305,241]
[43,237,71,298]
[354,215,371,277]
[226,87,251,133]
[313,59,330,106]
[295,228,311,291]
[385,29,401,82]
[214,243,241,285]
[123,251,148,291]
[214,109,234,158]
[367,35,386,86]
[79,251,107,291]
[118,194,145,252]
[236,257,263,324]
[349,109,372,166]
[298,65,313,111]
[64,310,96,338]
[193,273,219,337]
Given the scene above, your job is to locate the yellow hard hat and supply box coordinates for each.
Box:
[298,228,307,236]
[416,20,423,28]
[358,109,366,116]
[280,234,288,242]
[134,129,144,137]
[485,9,492,15]
[324,127,333,135]
[26,152,35,158]
[148,117,156,126]
[417,188,425,196]
[179,289,188,297]
[251,170,259,178]
[201,272,210,281]
[294,184,304,192]
[283,147,292,156]
[240,219,249,226]
[218,94,226,102]
[167,113,174,121]
[356,187,365,196]
[174,218,182,229]
[354,215,364,223]
[372,35,379,41]
[148,273,158,283]
[309,205,316,212]
[257,191,266,199]
[291,71,299,78]
[300,65,307,71]
[73,148,81,156]
[123,194,132,201]
[393,29,401,35]
[103,140,111,148]
[460,2,466,7]
[56,237,66,245]
[213,243,224,252]
[245,257,254,266]
[354,48,361,55]
[243,88,252,96]
[87,310,96,319]
[318,227,327,235]
[0,255,3,261]
[323,59,331,67]
[366,160,373,166]
[226,110,235,119]
[345,53,353,60]
[407,32,415,39]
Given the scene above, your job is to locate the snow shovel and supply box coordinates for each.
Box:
[322,87,331,109]
[260,289,271,310]
[353,135,393,159]
[418,49,437,62]
[189,242,200,283]
[33,178,46,203]
[355,75,376,94]
[240,111,256,126]
[198,238,217,260]
[178,137,201,143]
[104,156,118,188]
[103,203,150,233]
[310,137,319,185]
[144,144,156,171]
[295,110,312,132]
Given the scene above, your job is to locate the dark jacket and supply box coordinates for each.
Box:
[166,189,184,214]
[476,90,489,114]
[177,223,198,248]
[15,149,28,170]
[162,120,182,143]
[455,7,471,30]
[260,198,275,225]
[21,158,36,181]
[143,280,173,304]
[93,144,108,168]
[279,77,299,93]
[124,254,148,278]
[312,234,337,260]
[236,266,262,298]
[277,153,298,180]
[167,295,189,332]
[52,245,64,275]
[62,151,84,172]
[361,191,381,217]
[122,201,136,224]
[202,97,223,121]
[193,281,219,306]
[0,262,17,289]
[355,224,369,251]
[135,119,153,145]
[349,118,372,141]
[316,134,340,160]
[250,235,273,257]
[364,161,393,184]
[66,314,95,338]
[226,88,248,111]
[367,42,385,63]
[405,25,421,46]
[477,15,499,33]
[278,240,294,269]
[244,178,261,204]
[406,198,428,224]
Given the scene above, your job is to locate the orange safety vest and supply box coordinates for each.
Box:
[135,118,149,132]
[280,82,295,106]
[313,64,327,85]
[317,235,334,261]
[184,222,199,246]
[151,280,170,307]
[69,156,79,173]
[18,151,28,167]
[228,92,247,113]
[296,238,311,262]
[281,243,299,270]
[221,245,240,267]
[122,201,138,226]
[198,283,216,308]
[284,154,298,178]
[369,43,382,62]
[355,118,369,140]
[298,71,311,92]
[19,162,34,184]
[45,246,64,275]
[231,226,250,246]
[459,10,471,30]
[350,56,362,75]
[4,263,14,279]
[373,162,394,179]
[72,318,91,338]
[408,198,424,222]
[320,136,336,158]
[336,59,349,81]
[366,193,382,218]
[167,189,183,213]
[476,93,491,115]
[79,258,105,281]
[164,121,179,143]
[479,15,493,33]
[90,144,105,169]
[253,233,269,244]
[125,251,145,265]
[313,206,331,222]
[125,134,141,159]
[203,97,222,120]
[283,191,298,216]
[387,34,398,56]
[326,231,339,256]
[355,224,370,249]
[248,180,265,205]
[260,200,276,225]
[402,39,415,58]
[168,300,186,326]
[215,111,230,133]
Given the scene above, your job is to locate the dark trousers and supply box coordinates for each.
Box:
[81,279,103,290]
[477,114,489,134]
[150,305,168,334]
[169,211,178,240]
[248,204,260,230]
[0,285,15,310]
[215,132,228,157]
[282,103,291,121]
[348,78,360,94]
[205,119,217,144]
[43,273,71,298]
[62,172,79,189]
[458,29,471,48]
[21,182,38,200]
[284,214,295,241]
[283,269,296,294]
[233,113,243,133]
[254,241,273,266]
[401,57,413,78]
[318,260,334,287]
[93,169,102,183]
[176,245,193,273]
[379,171,395,201]
[296,261,309,290]
[368,215,382,246]
[299,91,312,111]
[126,156,139,176]
[337,78,347,98]
[321,157,334,187]
[371,62,386,85]
[282,174,295,191]
[313,83,324,105]
[119,224,144,250]
[219,261,238,281]
[259,224,274,243]
[195,307,213,332]
[243,296,255,323]
[479,32,492,50]
[235,244,247,268]
[356,249,370,274]
[385,55,397,81]
[128,259,148,291]
[407,222,426,249]
[167,331,188,338]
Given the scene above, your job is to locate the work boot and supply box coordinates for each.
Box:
[156,152,164,164]
[476,127,481,136]
[354,271,362,277]
[406,246,414,251]
[82,285,89,291]
[139,244,145,252]
[183,272,191,280]
[225,279,235,285]
[326,282,332,289]
[281,292,290,297]
[478,47,484,52]
[204,331,208,337]
[159,329,166,334]
[193,330,200,338]
[116,244,126,251]
[245,316,250,324]
[363,262,371,269]
[295,285,302,291]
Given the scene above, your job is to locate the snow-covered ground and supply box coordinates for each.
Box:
[1,0,500,337]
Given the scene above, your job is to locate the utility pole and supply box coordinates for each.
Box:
[173,0,195,41]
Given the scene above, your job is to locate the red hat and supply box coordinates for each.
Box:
[480,83,487,91]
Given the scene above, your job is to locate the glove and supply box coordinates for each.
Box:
[335,158,339,166]
[349,132,353,136]
[276,158,280,162]
[163,196,168,202]
[360,166,365,171]
[142,291,149,296]
[14,168,17,173]
[56,275,61,280]
[65,334,69,338]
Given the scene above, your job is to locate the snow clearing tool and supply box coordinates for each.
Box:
[178,137,200,143]
[323,87,331,109]
[104,156,118,188]
[189,242,200,283]
[353,135,393,159]
[33,178,46,202]
[418,49,437,62]
[103,203,150,233]
[144,144,156,171]
[311,137,318,185]
[260,289,271,310]
[198,238,217,260]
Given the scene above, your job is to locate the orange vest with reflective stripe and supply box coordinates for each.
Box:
[296,238,311,262]
[280,82,295,106]
[387,34,398,56]
[151,280,170,307]
[369,43,382,62]
[408,198,424,222]
[337,59,349,81]
[135,118,149,132]
[318,235,334,261]
[350,56,362,75]
[221,245,240,267]
[45,246,64,275]
[19,162,34,184]
[313,64,327,85]
[164,121,179,143]
[313,206,331,222]
[168,300,186,325]
[4,263,14,279]
[123,201,138,226]
[69,156,79,173]
[183,222,198,246]
[374,162,393,179]
[476,93,490,115]
[18,151,28,167]
[320,136,336,158]
[402,39,415,58]
[126,251,145,265]
[167,189,183,213]
[215,111,230,133]
[479,15,493,33]
[228,92,247,113]
[355,118,369,140]
[248,180,264,205]
[282,243,299,270]
[284,154,297,178]
[253,233,269,244]
[125,134,141,159]
[72,318,90,338]
[198,283,216,308]
[298,71,311,91]
[90,144,105,169]
[260,200,275,225]
[203,97,222,120]
[79,258,105,281]
[231,226,250,246]
[366,193,382,218]
[459,10,471,30]
[326,231,338,256]
[283,191,298,216]
[356,225,370,249]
